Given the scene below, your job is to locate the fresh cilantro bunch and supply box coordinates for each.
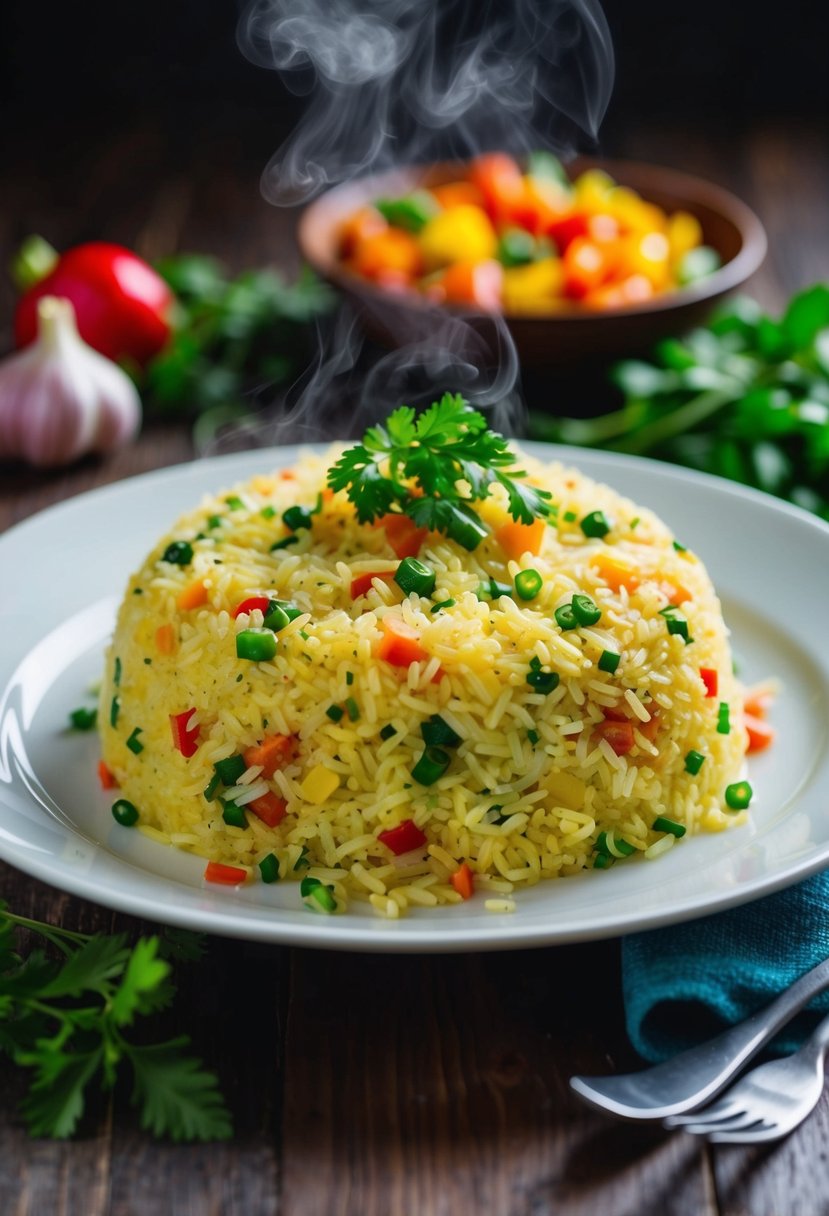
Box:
[0,903,231,1141]
[328,393,553,549]
[529,284,829,521]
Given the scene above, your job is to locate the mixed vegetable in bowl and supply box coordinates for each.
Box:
[337,152,722,315]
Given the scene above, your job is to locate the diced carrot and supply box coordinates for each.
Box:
[243,734,297,779]
[248,792,288,828]
[657,577,692,606]
[204,860,248,886]
[350,570,395,599]
[177,580,208,611]
[376,616,430,667]
[376,513,428,559]
[636,711,660,743]
[155,623,176,655]
[429,181,486,210]
[437,259,503,311]
[700,667,718,698]
[468,153,524,222]
[279,469,296,480]
[338,205,387,257]
[595,719,635,755]
[744,688,774,718]
[589,553,640,595]
[98,760,117,790]
[348,229,422,281]
[450,862,475,900]
[745,712,775,754]
[495,517,546,559]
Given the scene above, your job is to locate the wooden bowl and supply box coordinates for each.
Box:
[297,159,767,369]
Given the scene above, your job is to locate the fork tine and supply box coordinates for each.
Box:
[676,1111,768,1136]
[665,1098,743,1128]
[708,1121,782,1145]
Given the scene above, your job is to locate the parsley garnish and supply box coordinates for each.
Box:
[0,903,231,1141]
[327,394,553,550]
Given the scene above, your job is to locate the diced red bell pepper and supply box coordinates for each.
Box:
[170,708,200,758]
[204,860,248,886]
[744,712,775,754]
[98,760,117,790]
[375,512,428,559]
[248,792,288,828]
[243,734,297,778]
[377,819,428,855]
[700,667,718,698]
[233,596,271,618]
[596,718,635,755]
[350,570,395,599]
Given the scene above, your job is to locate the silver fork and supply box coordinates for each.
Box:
[664,1010,829,1143]
[570,956,829,1120]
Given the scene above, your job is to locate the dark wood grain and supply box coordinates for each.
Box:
[0,119,827,1215]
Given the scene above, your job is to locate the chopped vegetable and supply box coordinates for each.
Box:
[717,702,731,734]
[69,706,97,731]
[236,628,277,662]
[243,734,296,778]
[527,656,560,694]
[169,709,200,758]
[162,541,193,566]
[394,557,436,596]
[495,517,546,559]
[514,568,543,601]
[155,623,176,654]
[345,696,360,721]
[203,773,221,801]
[176,580,208,611]
[270,536,299,552]
[596,718,635,756]
[450,862,475,900]
[580,510,611,538]
[700,667,718,697]
[597,649,620,674]
[379,724,397,741]
[109,696,120,728]
[589,553,640,594]
[477,577,513,601]
[377,819,428,855]
[282,505,313,532]
[98,760,117,790]
[421,714,461,747]
[725,780,753,811]
[684,749,706,775]
[328,395,552,551]
[572,594,601,626]
[204,860,247,885]
[259,853,280,883]
[554,602,578,630]
[326,704,345,722]
[376,616,430,667]
[111,799,139,827]
[300,876,337,914]
[651,816,687,837]
[527,729,540,745]
[375,512,429,559]
[221,801,246,828]
[300,764,340,804]
[745,712,775,753]
[233,595,270,618]
[350,570,395,598]
[660,606,692,642]
[411,746,451,785]
[248,792,288,828]
[430,598,455,612]
[214,755,246,786]
[126,728,144,755]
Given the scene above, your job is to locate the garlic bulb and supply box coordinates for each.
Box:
[0,296,141,467]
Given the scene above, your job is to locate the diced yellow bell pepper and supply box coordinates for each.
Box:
[608,187,668,235]
[300,764,341,805]
[572,169,615,214]
[617,232,671,290]
[540,769,586,811]
[418,204,497,271]
[667,210,703,265]
[502,257,564,314]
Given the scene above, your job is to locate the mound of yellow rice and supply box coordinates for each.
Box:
[99,448,748,917]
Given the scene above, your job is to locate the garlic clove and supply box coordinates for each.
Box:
[0,296,141,468]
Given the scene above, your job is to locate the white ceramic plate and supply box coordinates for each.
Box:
[2,445,828,952]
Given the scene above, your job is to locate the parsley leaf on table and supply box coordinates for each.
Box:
[0,903,230,1141]
[328,392,553,547]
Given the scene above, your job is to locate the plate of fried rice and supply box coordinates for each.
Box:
[1,438,828,951]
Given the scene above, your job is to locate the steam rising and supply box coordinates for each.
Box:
[238,0,615,205]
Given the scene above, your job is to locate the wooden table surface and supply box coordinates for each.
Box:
[2,117,828,1216]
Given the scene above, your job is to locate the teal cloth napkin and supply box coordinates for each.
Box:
[622,871,829,1063]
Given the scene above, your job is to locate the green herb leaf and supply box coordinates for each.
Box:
[128,1038,233,1141]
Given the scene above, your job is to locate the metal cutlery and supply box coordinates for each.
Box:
[570,955,829,1120]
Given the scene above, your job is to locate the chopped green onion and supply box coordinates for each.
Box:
[685,749,705,775]
[266,599,302,625]
[221,801,247,828]
[725,780,753,811]
[68,706,97,731]
[571,594,602,626]
[421,714,461,748]
[300,875,337,914]
[652,816,686,838]
[476,577,513,602]
[225,495,245,511]
[162,540,193,566]
[236,628,277,662]
[345,696,360,722]
[111,799,139,827]
[431,598,456,613]
[593,852,614,869]
[113,656,122,686]
[326,705,344,723]
[554,602,578,630]
[379,724,397,741]
[673,539,687,552]
[595,830,636,858]
[514,569,543,601]
[630,517,640,530]
[260,505,276,520]
[527,656,560,694]
[660,607,691,642]
[563,510,578,523]
[282,505,313,531]
[395,556,436,596]
[259,853,280,883]
[527,729,539,745]
[214,754,246,785]
[263,603,291,632]
[580,510,611,539]
[598,650,620,674]
[126,728,144,755]
[411,746,451,785]
[207,515,223,529]
[270,536,300,551]
[204,773,221,801]
[293,845,310,871]
[345,671,354,686]
[110,696,120,728]
[717,702,731,734]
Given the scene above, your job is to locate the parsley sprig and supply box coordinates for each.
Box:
[0,903,231,1141]
[327,393,553,549]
